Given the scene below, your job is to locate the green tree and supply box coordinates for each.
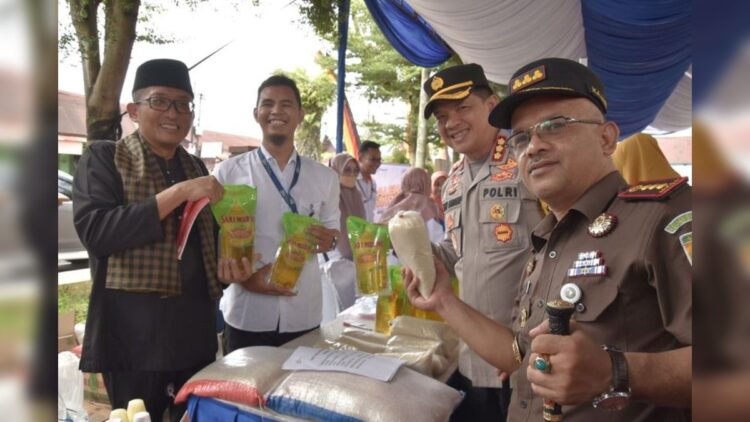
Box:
[296,0,461,165]
[278,68,337,162]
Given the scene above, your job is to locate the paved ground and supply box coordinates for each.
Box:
[83,400,111,422]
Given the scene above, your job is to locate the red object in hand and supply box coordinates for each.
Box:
[177,197,211,260]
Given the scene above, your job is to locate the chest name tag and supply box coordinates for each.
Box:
[482,186,518,199]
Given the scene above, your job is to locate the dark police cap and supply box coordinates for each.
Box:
[132,59,193,97]
[423,63,491,119]
[488,58,607,129]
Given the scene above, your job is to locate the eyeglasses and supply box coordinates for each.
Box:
[136,97,194,114]
[508,116,603,156]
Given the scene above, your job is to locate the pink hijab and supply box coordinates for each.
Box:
[330,153,366,259]
[378,167,440,224]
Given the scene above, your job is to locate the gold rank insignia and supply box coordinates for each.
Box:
[588,213,617,238]
[494,223,513,243]
[510,65,546,93]
[498,158,518,171]
[519,307,528,328]
[618,177,688,200]
[490,203,505,221]
[431,76,444,91]
[492,137,508,161]
[525,257,536,276]
[446,214,455,231]
[491,171,515,182]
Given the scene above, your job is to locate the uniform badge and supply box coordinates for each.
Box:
[560,282,582,304]
[525,257,536,276]
[491,170,515,182]
[498,159,517,171]
[568,251,607,277]
[446,214,455,231]
[450,230,459,251]
[447,174,460,194]
[494,223,513,243]
[492,137,508,161]
[588,213,617,238]
[431,76,444,91]
[665,211,692,234]
[519,307,528,328]
[490,203,505,222]
[680,232,692,265]
[567,265,608,277]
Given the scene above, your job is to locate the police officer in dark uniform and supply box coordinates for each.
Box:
[406,58,692,422]
[423,63,544,421]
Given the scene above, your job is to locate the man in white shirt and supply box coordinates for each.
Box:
[356,140,381,222]
[214,75,341,352]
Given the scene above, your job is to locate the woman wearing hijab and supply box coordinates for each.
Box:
[377,167,444,243]
[321,153,365,312]
[329,153,367,259]
[430,170,449,225]
[612,133,680,184]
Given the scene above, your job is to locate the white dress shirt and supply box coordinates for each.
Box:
[213,145,341,333]
[356,175,377,222]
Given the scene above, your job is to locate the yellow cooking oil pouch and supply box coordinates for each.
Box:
[269,212,320,292]
[375,265,414,335]
[211,185,257,264]
[347,216,391,296]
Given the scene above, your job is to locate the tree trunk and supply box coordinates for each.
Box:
[414,67,430,168]
[404,100,418,165]
[69,0,141,141]
[296,124,322,162]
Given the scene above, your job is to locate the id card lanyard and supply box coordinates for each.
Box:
[257,148,301,214]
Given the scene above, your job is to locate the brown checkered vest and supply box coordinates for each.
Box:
[106,131,222,299]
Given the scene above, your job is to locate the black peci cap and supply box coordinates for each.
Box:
[423,63,491,119]
[132,59,193,97]
[488,58,607,129]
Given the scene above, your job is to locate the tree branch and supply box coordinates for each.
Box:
[68,0,102,98]
[84,0,140,140]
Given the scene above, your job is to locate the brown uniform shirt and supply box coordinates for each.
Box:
[508,171,692,422]
[434,136,544,387]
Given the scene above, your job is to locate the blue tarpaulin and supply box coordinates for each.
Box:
[364,0,694,136]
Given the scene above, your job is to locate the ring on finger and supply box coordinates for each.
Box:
[533,354,551,373]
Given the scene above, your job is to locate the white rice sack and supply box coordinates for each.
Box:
[267,366,463,422]
[319,330,388,354]
[175,346,292,407]
[388,210,436,298]
[391,316,459,356]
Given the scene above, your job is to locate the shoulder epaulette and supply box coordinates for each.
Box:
[490,136,508,163]
[618,177,688,201]
[449,158,464,175]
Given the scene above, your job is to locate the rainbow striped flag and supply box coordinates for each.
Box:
[342,96,361,159]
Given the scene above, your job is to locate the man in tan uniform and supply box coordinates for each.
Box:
[406,58,691,421]
[423,63,545,421]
